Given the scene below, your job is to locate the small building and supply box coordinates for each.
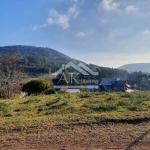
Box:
[99,78,130,92]
[99,78,114,92]
[113,80,127,92]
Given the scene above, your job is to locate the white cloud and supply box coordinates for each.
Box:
[49,9,58,17]
[47,10,70,29]
[33,3,80,30]
[33,24,47,31]
[45,6,79,29]
[68,5,79,18]
[33,0,84,30]
[47,18,54,25]
[141,30,150,35]
[100,1,146,16]
[56,15,70,29]
[126,5,138,13]
[71,0,84,3]
[77,32,86,37]
[101,0,121,13]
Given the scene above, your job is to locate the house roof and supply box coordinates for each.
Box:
[99,78,114,85]
[99,78,128,87]
[114,81,126,86]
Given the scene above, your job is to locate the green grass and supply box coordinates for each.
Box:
[0,102,11,115]
[1,91,150,133]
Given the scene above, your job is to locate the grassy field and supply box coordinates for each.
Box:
[0,91,150,149]
[0,92,150,128]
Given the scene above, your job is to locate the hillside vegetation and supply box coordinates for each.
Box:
[0,45,71,76]
[0,45,130,78]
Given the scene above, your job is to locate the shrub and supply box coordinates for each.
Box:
[0,89,7,99]
[44,88,56,95]
[22,79,55,95]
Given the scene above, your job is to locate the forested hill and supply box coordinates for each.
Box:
[0,45,130,79]
[0,45,71,63]
[0,45,72,76]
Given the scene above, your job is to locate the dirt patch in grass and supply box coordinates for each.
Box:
[0,121,150,150]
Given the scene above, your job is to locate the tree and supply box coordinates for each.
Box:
[0,53,26,98]
[137,74,148,88]
[22,79,54,95]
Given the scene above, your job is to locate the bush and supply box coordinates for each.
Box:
[22,79,55,95]
[0,89,7,99]
[44,88,56,95]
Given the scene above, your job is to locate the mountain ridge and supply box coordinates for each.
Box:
[118,63,150,73]
[0,45,129,79]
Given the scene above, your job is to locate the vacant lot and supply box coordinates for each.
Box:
[0,92,150,149]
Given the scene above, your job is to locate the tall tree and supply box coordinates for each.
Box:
[0,53,26,98]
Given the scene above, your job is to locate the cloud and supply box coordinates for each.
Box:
[49,9,58,17]
[99,0,149,17]
[47,6,79,29]
[47,18,54,25]
[68,5,79,18]
[71,0,84,4]
[55,15,70,29]
[141,30,150,35]
[101,0,121,13]
[48,9,70,29]
[33,3,80,30]
[77,32,86,37]
[32,24,47,30]
[126,5,138,13]
[47,10,70,29]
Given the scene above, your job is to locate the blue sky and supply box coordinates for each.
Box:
[1,0,150,68]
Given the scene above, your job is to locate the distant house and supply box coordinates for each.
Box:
[113,80,127,91]
[99,78,114,92]
[99,78,131,92]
